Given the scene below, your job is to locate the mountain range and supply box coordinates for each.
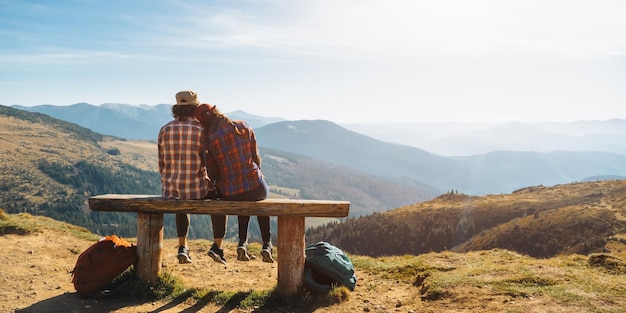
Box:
[255,120,626,194]
[16,103,626,156]
[12,103,285,140]
[11,103,626,195]
[3,104,626,260]
[0,105,430,240]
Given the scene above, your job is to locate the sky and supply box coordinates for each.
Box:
[1,0,626,123]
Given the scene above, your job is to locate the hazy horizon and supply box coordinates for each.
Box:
[12,102,626,125]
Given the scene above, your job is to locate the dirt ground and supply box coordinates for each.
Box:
[1,228,592,313]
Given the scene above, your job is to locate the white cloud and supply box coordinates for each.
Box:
[166,0,626,60]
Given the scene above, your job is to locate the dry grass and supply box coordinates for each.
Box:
[321,179,626,260]
[352,250,626,312]
[3,210,626,312]
[98,138,158,172]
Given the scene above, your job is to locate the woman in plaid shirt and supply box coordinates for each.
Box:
[158,90,214,264]
[195,103,274,264]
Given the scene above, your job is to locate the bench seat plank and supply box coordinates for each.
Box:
[89,194,349,217]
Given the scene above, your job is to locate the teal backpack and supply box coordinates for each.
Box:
[304,241,357,292]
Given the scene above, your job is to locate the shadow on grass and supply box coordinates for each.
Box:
[15,269,342,313]
[14,288,342,313]
[14,291,151,313]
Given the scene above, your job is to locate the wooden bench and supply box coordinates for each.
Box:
[88,194,350,297]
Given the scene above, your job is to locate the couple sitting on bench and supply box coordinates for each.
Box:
[158,90,273,265]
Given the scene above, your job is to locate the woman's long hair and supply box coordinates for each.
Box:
[199,106,243,135]
[197,104,262,166]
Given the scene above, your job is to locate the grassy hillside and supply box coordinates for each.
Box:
[0,105,434,241]
[307,179,626,260]
[0,105,160,236]
[3,210,626,312]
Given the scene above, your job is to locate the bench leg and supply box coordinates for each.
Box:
[277,216,305,297]
[136,212,163,284]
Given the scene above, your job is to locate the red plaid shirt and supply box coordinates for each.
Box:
[158,118,211,200]
[204,119,263,196]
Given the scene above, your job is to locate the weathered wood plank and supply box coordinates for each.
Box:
[89,194,350,217]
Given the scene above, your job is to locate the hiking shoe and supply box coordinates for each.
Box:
[261,244,274,263]
[177,246,192,264]
[236,245,256,261]
[208,244,227,264]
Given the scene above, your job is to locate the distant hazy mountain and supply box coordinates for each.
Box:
[226,109,285,129]
[10,104,626,195]
[260,147,438,216]
[12,103,284,140]
[17,103,626,156]
[255,120,626,195]
[343,119,626,156]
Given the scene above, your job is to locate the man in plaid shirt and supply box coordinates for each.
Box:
[158,90,213,264]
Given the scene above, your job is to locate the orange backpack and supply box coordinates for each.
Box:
[71,235,138,298]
